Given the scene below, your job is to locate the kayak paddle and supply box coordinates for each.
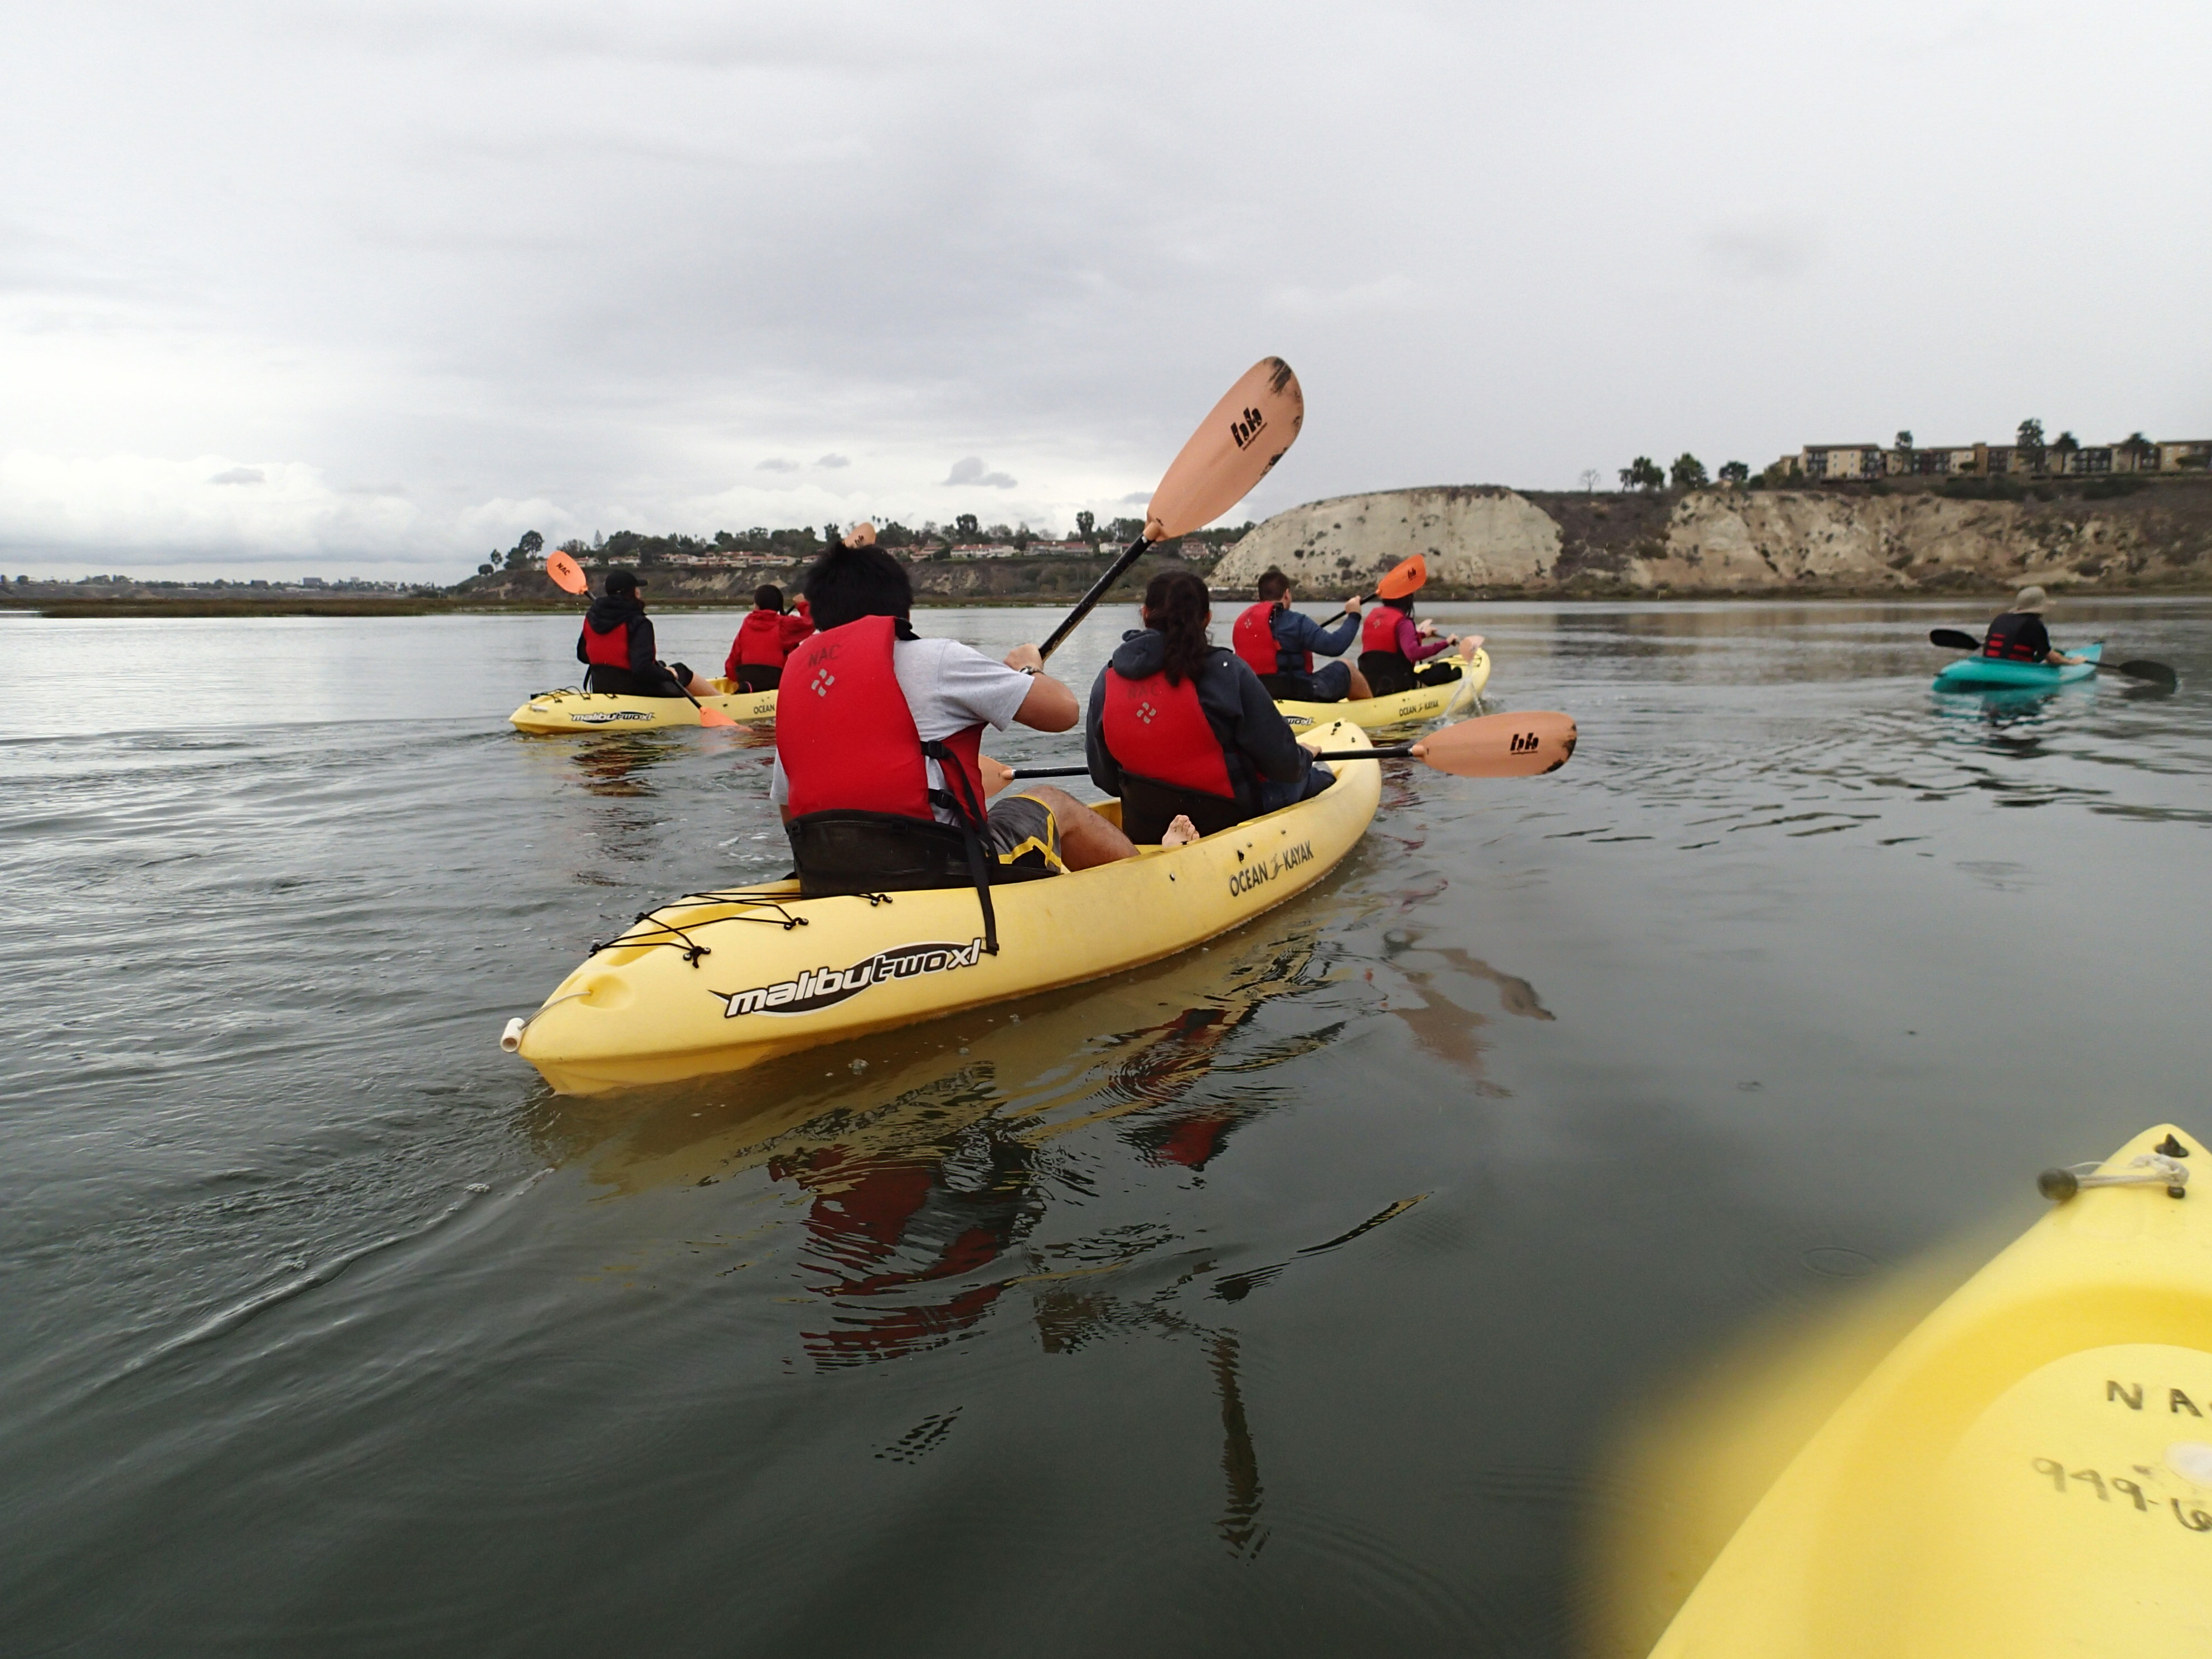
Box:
[1038,357,1304,662]
[1362,552,1427,603]
[1010,710,1578,784]
[546,546,740,725]
[1928,628,2177,691]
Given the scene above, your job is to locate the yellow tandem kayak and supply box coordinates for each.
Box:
[509,679,779,733]
[1274,647,1490,731]
[507,720,1381,1094]
[1648,1122,2212,1658]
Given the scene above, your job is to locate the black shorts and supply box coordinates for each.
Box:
[983,794,1067,874]
[730,664,782,692]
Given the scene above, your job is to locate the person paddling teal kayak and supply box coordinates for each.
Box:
[1979,585,2082,667]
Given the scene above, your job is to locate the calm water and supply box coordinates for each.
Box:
[4,598,2208,1657]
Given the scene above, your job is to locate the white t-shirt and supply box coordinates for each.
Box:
[771,635,1036,824]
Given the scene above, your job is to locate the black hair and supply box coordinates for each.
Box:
[1255,567,1292,602]
[803,542,913,632]
[1141,569,1214,687]
[604,568,641,597]
[753,584,783,611]
[1380,594,1414,618]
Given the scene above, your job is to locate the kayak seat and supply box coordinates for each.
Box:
[784,811,1058,899]
[1115,774,1249,846]
[1357,651,1461,697]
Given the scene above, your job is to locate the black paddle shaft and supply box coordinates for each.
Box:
[1008,746,1411,782]
[1038,535,1152,663]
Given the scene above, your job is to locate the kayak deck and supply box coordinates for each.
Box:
[1933,641,2102,690]
[1650,1122,2212,1658]
[511,720,1381,1094]
[1276,647,1489,730]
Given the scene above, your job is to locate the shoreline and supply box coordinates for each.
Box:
[8,581,2212,620]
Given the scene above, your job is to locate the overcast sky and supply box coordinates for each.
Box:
[4,0,2207,578]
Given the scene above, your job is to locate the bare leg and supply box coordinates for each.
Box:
[1160,814,1200,848]
[1346,666,1373,700]
[1024,784,1136,870]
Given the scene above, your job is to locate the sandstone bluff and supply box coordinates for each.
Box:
[1211,483,2212,598]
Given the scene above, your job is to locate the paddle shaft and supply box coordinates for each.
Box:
[1039,535,1152,663]
[1010,747,1410,781]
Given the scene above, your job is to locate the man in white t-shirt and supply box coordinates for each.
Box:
[773,528,1194,877]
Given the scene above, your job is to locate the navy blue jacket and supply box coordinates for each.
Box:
[1086,629,1311,804]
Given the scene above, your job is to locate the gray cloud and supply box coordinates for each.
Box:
[1,1,2205,576]
[207,467,264,485]
[814,453,849,468]
[754,458,799,473]
[1117,491,1150,506]
[943,456,1017,489]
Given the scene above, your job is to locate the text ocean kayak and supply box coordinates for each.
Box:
[510,679,779,732]
[507,720,1381,1094]
[1276,647,1490,731]
[1647,1121,2212,1658]
[1933,641,2102,690]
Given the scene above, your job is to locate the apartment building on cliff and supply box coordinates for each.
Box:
[1791,436,2210,480]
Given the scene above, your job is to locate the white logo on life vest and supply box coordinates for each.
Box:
[810,670,835,696]
[1135,700,1158,725]
[1227,840,1314,897]
[714,938,986,1018]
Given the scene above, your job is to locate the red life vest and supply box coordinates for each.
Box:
[778,616,986,823]
[733,609,788,667]
[580,618,632,668]
[1231,602,1310,677]
[1101,666,1235,798]
[1361,607,1407,657]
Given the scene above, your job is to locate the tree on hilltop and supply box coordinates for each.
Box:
[1075,509,1097,549]
[2051,431,2079,472]
[1670,453,1709,490]
[2119,432,2155,470]
[2016,419,2046,473]
[1619,457,1664,493]
[1718,460,1749,484]
[954,513,981,540]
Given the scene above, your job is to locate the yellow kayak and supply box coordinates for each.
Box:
[1649,1122,2212,1658]
[509,679,779,733]
[1274,647,1489,731]
[507,720,1381,1094]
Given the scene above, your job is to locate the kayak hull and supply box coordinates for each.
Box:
[1649,1122,2212,1658]
[513,721,1381,1094]
[1276,648,1488,731]
[510,680,779,732]
[1933,641,2101,690]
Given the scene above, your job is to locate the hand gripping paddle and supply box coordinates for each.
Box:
[1038,357,1305,662]
[544,547,739,726]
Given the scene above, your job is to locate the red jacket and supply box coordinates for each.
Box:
[725,608,816,677]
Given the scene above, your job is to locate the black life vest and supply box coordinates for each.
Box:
[1982,612,2049,662]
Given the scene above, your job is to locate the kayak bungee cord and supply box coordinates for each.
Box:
[584,890,819,963]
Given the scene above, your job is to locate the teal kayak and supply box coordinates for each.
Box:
[1933,641,2101,690]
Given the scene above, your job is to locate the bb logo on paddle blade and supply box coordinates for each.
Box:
[715,939,986,1018]
[1230,405,1267,450]
[1510,731,1540,754]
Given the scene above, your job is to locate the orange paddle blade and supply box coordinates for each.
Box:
[1144,357,1304,541]
[1410,711,1577,778]
[1375,553,1427,600]
[697,706,740,729]
[546,549,588,594]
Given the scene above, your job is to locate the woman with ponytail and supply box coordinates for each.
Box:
[1085,569,1332,845]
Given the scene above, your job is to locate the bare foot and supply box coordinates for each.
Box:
[1160,814,1200,848]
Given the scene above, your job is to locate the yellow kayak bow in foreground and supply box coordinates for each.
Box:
[508,721,1379,1094]
[1650,1122,2212,1658]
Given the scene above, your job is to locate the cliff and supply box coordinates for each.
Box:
[1211,481,2212,598]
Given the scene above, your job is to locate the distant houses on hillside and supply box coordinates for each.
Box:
[1791,436,2210,481]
